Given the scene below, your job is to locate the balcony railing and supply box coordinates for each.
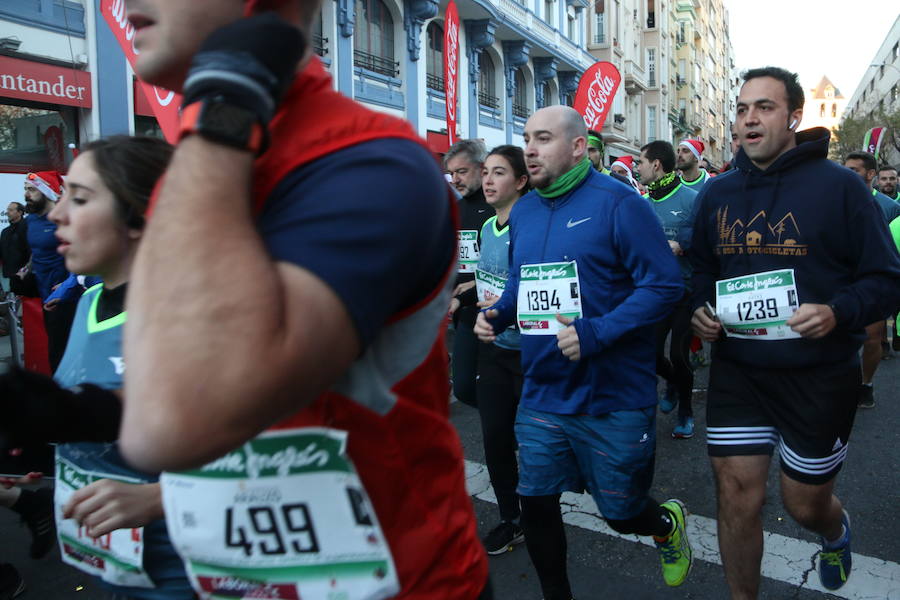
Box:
[313,34,328,57]
[593,33,606,44]
[353,50,399,78]
[512,103,530,119]
[426,73,445,93]
[646,13,655,28]
[478,91,500,109]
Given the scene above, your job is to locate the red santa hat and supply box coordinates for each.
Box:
[610,156,636,179]
[25,171,63,202]
[679,139,705,161]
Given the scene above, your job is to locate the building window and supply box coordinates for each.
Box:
[354,0,398,77]
[831,103,837,118]
[678,98,686,122]
[677,20,686,44]
[513,69,529,119]
[544,0,554,26]
[425,22,444,92]
[646,0,655,28]
[567,15,575,40]
[820,103,825,117]
[0,101,78,173]
[894,42,899,61]
[313,11,328,56]
[648,105,656,141]
[540,82,552,108]
[478,53,499,109]
[892,85,898,103]
[647,48,656,87]
[593,2,606,44]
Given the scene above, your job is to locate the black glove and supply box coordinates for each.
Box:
[0,365,122,447]
[181,12,307,127]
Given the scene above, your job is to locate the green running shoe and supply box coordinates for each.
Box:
[654,499,692,587]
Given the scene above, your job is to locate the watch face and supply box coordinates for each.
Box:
[201,102,256,147]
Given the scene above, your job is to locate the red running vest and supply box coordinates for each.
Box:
[254,58,488,598]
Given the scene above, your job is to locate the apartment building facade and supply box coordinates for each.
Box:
[843,14,900,166]
[585,0,735,168]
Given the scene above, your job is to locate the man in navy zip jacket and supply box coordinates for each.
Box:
[475,105,689,599]
[691,67,900,597]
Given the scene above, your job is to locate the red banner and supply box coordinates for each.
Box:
[863,127,886,161]
[0,55,91,108]
[443,0,460,146]
[100,0,181,142]
[573,62,621,131]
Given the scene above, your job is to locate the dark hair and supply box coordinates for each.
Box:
[742,66,805,113]
[487,145,531,194]
[587,129,602,140]
[80,136,174,230]
[7,201,24,212]
[640,140,676,173]
[878,165,898,174]
[845,151,877,172]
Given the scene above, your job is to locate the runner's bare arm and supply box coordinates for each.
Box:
[122,137,360,473]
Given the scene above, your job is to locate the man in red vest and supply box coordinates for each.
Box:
[119,1,489,598]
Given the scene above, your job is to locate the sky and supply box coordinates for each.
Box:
[724,0,898,99]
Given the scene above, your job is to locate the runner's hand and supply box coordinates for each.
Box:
[0,471,43,488]
[182,13,306,129]
[452,281,475,297]
[63,480,163,538]
[691,307,721,342]
[786,303,836,339]
[474,310,497,342]
[556,314,581,361]
[448,297,460,316]
[668,240,683,256]
[43,298,60,312]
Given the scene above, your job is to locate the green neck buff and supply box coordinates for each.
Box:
[647,171,677,192]
[536,158,592,199]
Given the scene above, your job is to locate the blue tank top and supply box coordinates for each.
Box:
[54,284,194,600]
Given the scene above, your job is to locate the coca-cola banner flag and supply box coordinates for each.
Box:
[863,127,886,162]
[573,62,621,131]
[443,0,460,145]
[101,0,181,142]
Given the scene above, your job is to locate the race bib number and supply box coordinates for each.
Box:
[55,457,154,588]
[475,268,506,304]
[457,230,480,273]
[517,261,582,335]
[161,428,399,600]
[715,269,801,340]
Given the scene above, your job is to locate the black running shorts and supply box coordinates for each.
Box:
[706,355,860,485]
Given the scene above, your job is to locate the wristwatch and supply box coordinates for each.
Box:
[179,97,265,154]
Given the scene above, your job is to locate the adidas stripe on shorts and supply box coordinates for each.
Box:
[706,355,860,485]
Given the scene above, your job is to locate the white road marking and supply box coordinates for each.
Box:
[465,460,900,599]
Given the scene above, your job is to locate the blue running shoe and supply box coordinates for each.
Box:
[819,510,852,590]
[658,386,677,414]
[672,416,694,439]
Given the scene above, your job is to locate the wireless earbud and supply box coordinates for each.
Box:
[789,119,798,130]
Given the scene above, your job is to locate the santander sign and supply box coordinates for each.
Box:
[573,62,621,131]
[443,1,460,145]
[101,0,181,142]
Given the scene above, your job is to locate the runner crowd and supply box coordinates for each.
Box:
[1,3,900,600]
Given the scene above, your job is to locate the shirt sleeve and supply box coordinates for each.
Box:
[257,138,455,349]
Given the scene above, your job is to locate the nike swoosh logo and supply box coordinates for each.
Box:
[567,217,592,228]
[670,211,683,216]
[477,209,486,213]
